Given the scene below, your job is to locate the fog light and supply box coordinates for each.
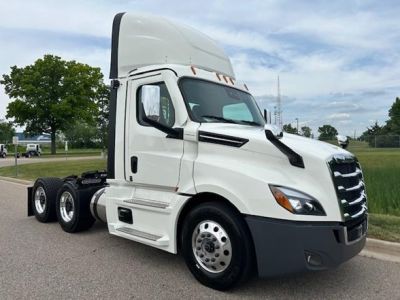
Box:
[305,251,323,267]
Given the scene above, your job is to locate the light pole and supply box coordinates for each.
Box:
[295,118,299,134]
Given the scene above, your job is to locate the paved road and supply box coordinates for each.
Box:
[0,156,102,168]
[1,180,399,300]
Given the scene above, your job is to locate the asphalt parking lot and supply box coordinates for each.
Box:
[1,180,399,300]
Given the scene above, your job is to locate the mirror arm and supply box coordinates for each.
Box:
[143,116,183,139]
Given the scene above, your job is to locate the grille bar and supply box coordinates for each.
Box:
[328,154,367,221]
[334,168,361,178]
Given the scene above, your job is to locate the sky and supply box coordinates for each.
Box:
[0,0,399,137]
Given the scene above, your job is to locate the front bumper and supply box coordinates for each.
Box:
[245,215,367,277]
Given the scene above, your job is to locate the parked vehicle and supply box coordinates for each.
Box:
[25,144,42,157]
[27,13,368,290]
[0,144,7,158]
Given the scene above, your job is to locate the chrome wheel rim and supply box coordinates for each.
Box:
[60,191,75,222]
[34,186,46,214]
[192,220,232,273]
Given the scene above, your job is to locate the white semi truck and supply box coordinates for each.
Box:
[27,13,368,290]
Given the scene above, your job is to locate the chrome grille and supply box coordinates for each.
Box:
[328,155,367,221]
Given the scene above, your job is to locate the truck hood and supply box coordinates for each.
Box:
[198,123,351,163]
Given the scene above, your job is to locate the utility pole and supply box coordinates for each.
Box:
[295,118,299,134]
[276,76,282,128]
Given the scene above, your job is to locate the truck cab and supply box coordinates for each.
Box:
[28,13,367,290]
[0,144,7,158]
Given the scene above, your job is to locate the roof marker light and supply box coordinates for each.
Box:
[190,66,196,75]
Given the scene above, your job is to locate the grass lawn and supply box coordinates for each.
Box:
[368,213,400,242]
[351,149,400,217]
[0,159,106,181]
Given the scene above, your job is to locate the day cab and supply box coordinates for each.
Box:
[28,13,368,290]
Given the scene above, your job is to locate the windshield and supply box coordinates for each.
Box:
[179,78,265,126]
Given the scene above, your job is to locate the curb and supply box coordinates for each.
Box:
[0,176,32,186]
[360,238,400,263]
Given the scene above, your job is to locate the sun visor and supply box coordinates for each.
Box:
[110,13,235,79]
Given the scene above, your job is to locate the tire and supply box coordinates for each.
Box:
[56,183,96,233]
[181,202,254,290]
[32,178,64,222]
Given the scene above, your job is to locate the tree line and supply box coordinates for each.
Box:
[282,123,338,140]
[282,98,399,144]
[359,98,400,147]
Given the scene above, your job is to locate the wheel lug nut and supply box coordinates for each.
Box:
[200,254,204,258]
[215,245,220,249]
[215,253,219,257]
[201,234,205,238]
[207,233,211,238]
[211,258,215,262]
[197,239,202,243]
[212,237,216,242]
[205,258,209,262]
[196,247,201,250]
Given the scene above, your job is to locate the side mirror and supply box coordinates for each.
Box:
[141,85,161,121]
[140,85,182,139]
[263,109,272,124]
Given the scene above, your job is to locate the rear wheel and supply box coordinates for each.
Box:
[56,183,96,233]
[181,202,254,290]
[32,178,64,222]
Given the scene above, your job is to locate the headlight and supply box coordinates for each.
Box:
[269,185,326,216]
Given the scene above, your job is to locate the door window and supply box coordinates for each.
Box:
[137,82,175,128]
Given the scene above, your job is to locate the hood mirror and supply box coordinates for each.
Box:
[337,135,349,149]
[265,124,283,139]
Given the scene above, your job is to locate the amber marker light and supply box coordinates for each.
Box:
[270,186,294,213]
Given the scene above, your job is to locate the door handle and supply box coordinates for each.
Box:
[131,156,138,173]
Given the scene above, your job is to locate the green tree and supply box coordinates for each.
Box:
[386,97,400,134]
[318,124,338,140]
[0,54,107,154]
[0,120,15,144]
[96,84,110,150]
[360,121,383,140]
[64,121,101,148]
[300,126,312,137]
[283,123,297,134]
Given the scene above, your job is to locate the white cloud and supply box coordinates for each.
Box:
[0,0,399,137]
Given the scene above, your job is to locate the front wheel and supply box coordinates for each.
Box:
[181,202,254,290]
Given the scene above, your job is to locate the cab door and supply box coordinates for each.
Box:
[125,72,184,189]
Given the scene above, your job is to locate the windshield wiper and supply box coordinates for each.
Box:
[202,115,262,127]
[236,120,262,126]
[201,115,239,124]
